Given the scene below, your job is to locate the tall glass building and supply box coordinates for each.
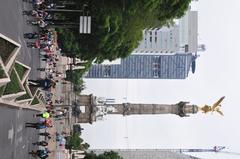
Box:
[85,53,197,79]
[133,9,198,54]
[90,149,202,159]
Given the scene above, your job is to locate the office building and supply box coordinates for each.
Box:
[90,149,202,159]
[86,53,197,79]
[133,9,198,54]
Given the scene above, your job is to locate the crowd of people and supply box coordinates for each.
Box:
[26,109,68,158]
[22,1,70,158]
[23,0,57,28]
[25,29,56,51]
[27,111,52,159]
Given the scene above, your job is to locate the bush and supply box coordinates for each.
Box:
[0,66,5,78]
[31,97,40,105]
[15,63,27,80]
[16,84,31,101]
[0,38,17,64]
[3,70,22,95]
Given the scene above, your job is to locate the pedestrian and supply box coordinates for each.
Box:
[39,132,52,139]
[28,78,55,90]
[39,132,50,136]
[54,110,67,119]
[35,111,50,119]
[26,41,40,49]
[29,148,50,159]
[43,118,53,127]
[55,99,63,104]
[23,32,38,39]
[47,110,55,115]
[33,141,48,146]
[36,67,48,71]
[46,104,53,110]
[40,54,51,59]
[25,122,48,129]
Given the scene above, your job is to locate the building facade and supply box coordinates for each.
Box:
[134,25,180,54]
[90,149,202,159]
[133,9,198,54]
[86,53,197,79]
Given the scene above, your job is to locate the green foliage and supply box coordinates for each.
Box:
[0,66,5,78]
[0,86,5,96]
[3,70,22,95]
[57,0,191,63]
[16,84,32,101]
[65,61,92,85]
[29,85,38,97]
[80,142,90,150]
[31,97,40,105]
[73,79,85,93]
[65,69,83,85]
[15,63,27,80]
[68,133,82,149]
[56,28,81,57]
[85,151,122,159]
[66,133,88,150]
[0,38,17,64]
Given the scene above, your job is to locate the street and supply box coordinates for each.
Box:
[0,105,39,159]
[0,0,72,158]
[0,0,40,79]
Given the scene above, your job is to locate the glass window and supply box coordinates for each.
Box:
[104,65,111,77]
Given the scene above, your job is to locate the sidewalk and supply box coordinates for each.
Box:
[47,126,57,159]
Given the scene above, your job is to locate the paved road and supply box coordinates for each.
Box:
[0,105,40,159]
[0,0,40,79]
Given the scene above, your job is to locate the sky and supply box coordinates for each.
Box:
[81,0,240,159]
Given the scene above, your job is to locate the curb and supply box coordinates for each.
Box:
[0,99,45,111]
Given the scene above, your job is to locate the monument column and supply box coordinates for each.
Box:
[108,102,198,117]
[75,95,224,124]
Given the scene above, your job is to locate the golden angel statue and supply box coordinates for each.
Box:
[199,96,225,116]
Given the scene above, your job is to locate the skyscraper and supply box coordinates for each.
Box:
[90,149,202,159]
[86,53,197,79]
[86,8,202,80]
[133,9,198,54]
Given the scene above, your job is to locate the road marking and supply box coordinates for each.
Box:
[8,126,14,144]
[18,136,23,143]
[17,110,20,118]
[17,124,23,133]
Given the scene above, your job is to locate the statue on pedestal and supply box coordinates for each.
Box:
[199,96,225,116]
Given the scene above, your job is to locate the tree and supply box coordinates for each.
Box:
[66,133,90,151]
[80,143,90,150]
[66,133,83,150]
[57,0,192,63]
[85,151,122,159]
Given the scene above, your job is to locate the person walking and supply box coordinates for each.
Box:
[33,141,48,146]
[24,32,39,39]
[28,78,55,90]
[25,122,48,129]
[35,111,50,119]
[29,148,50,159]
[39,132,52,140]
